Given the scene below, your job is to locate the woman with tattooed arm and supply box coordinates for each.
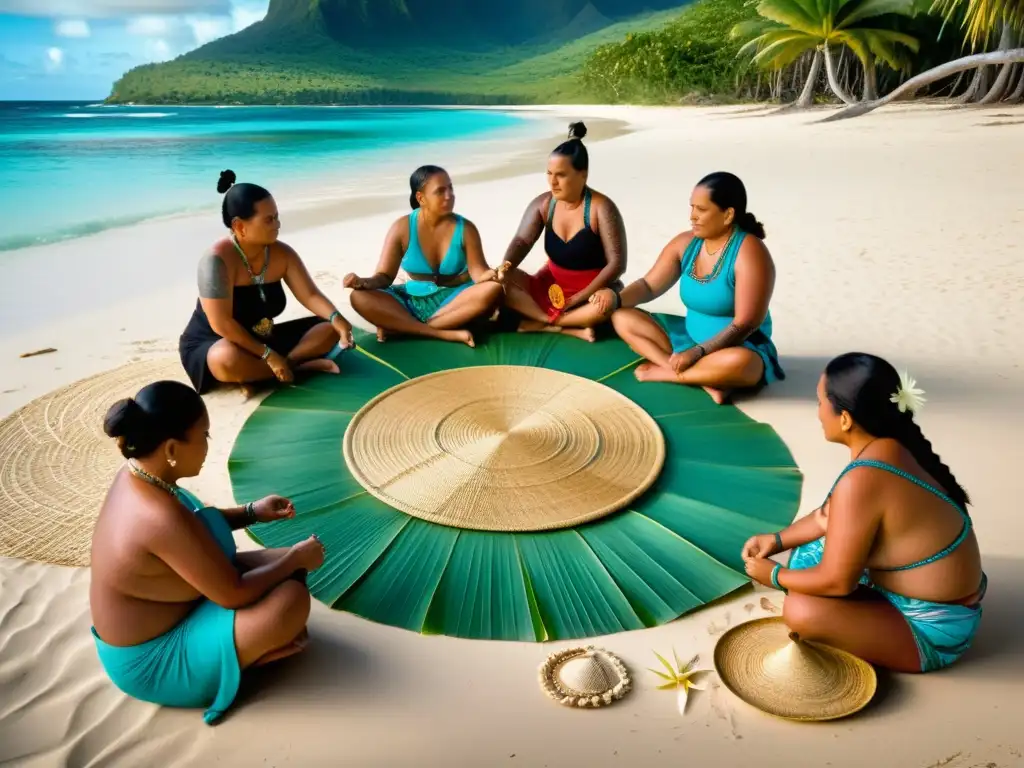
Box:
[498,122,627,342]
[178,171,354,395]
[602,171,785,404]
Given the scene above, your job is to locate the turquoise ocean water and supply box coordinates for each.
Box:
[0,102,529,252]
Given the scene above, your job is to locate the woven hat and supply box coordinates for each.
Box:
[0,358,188,567]
[539,646,632,708]
[713,617,877,721]
[343,365,665,532]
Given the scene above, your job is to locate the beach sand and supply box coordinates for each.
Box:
[1,103,1022,768]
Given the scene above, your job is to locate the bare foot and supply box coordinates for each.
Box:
[561,327,596,343]
[296,358,340,375]
[702,386,732,405]
[634,362,681,383]
[253,629,309,667]
[376,327,387,343]
[438,329,475,347]
[240,383,260,400]
[516,319,553,334]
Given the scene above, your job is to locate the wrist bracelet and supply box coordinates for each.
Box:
[328,310,340,323]
[245,502,256,522]
[612,290,622,310]
[770,563,787,593]
[261,345,271,360]
[695,344,707,359]
[773,531,783,553]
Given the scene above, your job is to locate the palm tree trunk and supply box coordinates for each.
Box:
[820,48,1024,121]
[823,43,857,104]
[862,51,878,101]
[1006,63,1024,101]
[979,25,1017,104]
[956,66,988,103]
[796,49,824,107]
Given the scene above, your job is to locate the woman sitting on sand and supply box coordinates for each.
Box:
[178,170,354,395]
[498,121,627,342]
[342,165,506,346]
[743,353,986,673]
[90,380,326,724]
[599,171,783,404]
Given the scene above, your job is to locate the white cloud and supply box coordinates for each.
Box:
[231,3,265,31]
[0,1,231,16]
[45,47,64,71]
[54,19,91,37]
[126,16,174,36]
[146,38,172,61]
[185,16,231,45]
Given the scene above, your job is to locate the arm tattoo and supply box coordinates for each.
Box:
[698,321,758,356]
[198,253,230,299]
[597,198,627,273]
[503,197,546,268]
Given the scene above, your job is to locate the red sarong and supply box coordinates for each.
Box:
[527,260,603,323]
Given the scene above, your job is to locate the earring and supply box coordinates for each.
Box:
[168,458,177,468]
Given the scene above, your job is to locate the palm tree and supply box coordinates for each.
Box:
[731,0,920,107]
[823,0,1024,118]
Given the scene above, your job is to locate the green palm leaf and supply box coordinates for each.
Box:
[229,318,803,641]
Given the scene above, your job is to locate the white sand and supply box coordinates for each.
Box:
[1,103,1023,768]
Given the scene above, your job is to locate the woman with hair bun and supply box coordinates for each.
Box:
[178,170,354,395]
[499,121,628,342]
[90,380,325,724]
[605,171,783,404]
[343,165,505,346]
[741,354,986,673]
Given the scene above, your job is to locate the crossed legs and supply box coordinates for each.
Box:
[502,268,608,342]
[206,321,341,392]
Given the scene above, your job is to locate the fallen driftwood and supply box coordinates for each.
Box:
[19,348,57,359]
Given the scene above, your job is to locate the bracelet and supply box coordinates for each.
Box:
[770,563,787,593]
[695,344,707,359]
[328,310,340,323]
[611,289,622,311]
[245,502,257,522]
[773,531,783,553]
[261,345,271,360]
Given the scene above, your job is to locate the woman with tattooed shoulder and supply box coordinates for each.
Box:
[603,171,784,405]
[178,171,354,395]
[498,122,627,342]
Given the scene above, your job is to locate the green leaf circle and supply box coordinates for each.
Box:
[229,321,802,641]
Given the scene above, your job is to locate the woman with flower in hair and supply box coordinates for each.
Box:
[741,353,986,673]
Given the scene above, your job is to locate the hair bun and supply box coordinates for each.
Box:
[568,121,587,141]
[103,397,148,456]
[217,169,237,194]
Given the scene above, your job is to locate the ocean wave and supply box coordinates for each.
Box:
[60,112,176,119]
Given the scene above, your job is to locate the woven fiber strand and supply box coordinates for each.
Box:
[0,359,187,567]
[342,365,666,532]
[713,617,877,721]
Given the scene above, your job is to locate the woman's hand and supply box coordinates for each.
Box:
[343,273,366,290]
[291,535,325,571]
[741,533,779,560]
[743,555,776,587]
[479,262,511,285]
[588,288,618,316]
[332,314,354,349]
[265,349,293,383]
[669,346,703,374]
[253,495,295,523]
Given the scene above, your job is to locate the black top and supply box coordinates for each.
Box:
[544,188,607,271]
[182,281,288,342]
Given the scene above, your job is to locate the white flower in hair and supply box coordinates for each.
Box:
[890,370,926,413]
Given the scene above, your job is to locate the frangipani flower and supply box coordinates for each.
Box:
[649,649,711,715]
[890,370,926,414]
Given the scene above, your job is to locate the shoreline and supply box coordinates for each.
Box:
[1,102,1022,768]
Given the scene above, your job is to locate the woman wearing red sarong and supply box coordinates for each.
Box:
[498,122,627,342]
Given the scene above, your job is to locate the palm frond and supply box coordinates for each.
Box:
[756,0,828,35]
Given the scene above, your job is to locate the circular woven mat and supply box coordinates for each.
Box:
[713,617,877,721]
[343,365,665,532]
[0,359,188,567]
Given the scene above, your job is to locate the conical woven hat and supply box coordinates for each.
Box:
[713,618,877,721]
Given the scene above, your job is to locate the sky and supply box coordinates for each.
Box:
[0,0,269,100]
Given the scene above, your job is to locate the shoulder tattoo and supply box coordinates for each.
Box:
[198,253,230,299]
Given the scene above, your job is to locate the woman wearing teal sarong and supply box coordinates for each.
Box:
[343,165,507,346]
[742,354,986,673]
[91,381,325,724]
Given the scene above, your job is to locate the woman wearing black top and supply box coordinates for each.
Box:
[499,122,627,342]
[178,171,354,395]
